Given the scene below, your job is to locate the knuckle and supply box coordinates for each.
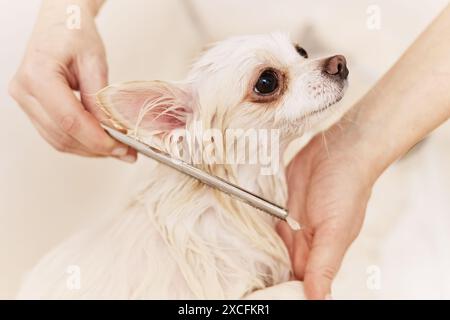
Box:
[8,78,21,99]
[306,265,337,282]
[18,63,38,84]
[52,140,69,153]
[58,115,112,154]
[53,136,75,153]
[319,266,336,282]
[16,59,51,91]
[59,114,79,135]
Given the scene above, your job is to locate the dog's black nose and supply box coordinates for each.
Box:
[324,55,348,80]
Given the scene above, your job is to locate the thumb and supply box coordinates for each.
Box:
[78,53,109,120]
[303,225,350,299]
[77,53,138,160]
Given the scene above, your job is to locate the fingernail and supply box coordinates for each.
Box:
[325,294,333,300]
[112,147,128,157]
[119,155,137,163]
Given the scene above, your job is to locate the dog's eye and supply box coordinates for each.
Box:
[254,70,279,95]
[295,45,308,58]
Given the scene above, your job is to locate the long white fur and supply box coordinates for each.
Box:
[17,33,347,299]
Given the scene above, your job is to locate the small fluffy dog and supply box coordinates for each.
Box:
[18,33,348,299]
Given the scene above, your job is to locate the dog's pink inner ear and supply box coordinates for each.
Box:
[96,81,193,133]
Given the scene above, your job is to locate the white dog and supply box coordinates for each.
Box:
[18,33,348,299]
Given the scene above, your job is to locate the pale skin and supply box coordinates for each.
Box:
[9,0,136,162]
[9,1,450,299]
[278,4,450,299]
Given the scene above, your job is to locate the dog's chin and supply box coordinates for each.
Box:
[298,90,346,121]
[280,88,347,134]
[309,93,345,116]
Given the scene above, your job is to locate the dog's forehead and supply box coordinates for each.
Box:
[191,33,299,77]
[217,33,296,59]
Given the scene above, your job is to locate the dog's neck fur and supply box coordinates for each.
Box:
[132,131,295,298]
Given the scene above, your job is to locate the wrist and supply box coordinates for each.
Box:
[336,102,399,185]
[81,0,105,16]
[41,0,105,17]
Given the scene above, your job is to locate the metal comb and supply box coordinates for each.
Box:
[102,124,300,230]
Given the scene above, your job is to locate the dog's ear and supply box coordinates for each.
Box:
[96,81,194,134]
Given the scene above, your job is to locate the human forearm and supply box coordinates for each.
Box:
[41,0,106,17]
[344,5,450,180]
[285,5,450,300]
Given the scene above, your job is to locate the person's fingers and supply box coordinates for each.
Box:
[291,230,310,281]
[31,77,129,156]
[77,53,109,120]
[10,84,100,156]
[25,104,99,157]
[116,145,137,163]
[286,147,316,219]
[77,54,138,163]
[303,224,350,300]
[31,118,98,157]
[276,222,311,281]
[276,221,294,254]
[11,74,136,161]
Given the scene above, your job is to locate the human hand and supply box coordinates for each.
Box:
[277,126,376,299]
[9,0,136,162]
[278,5,450,298]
